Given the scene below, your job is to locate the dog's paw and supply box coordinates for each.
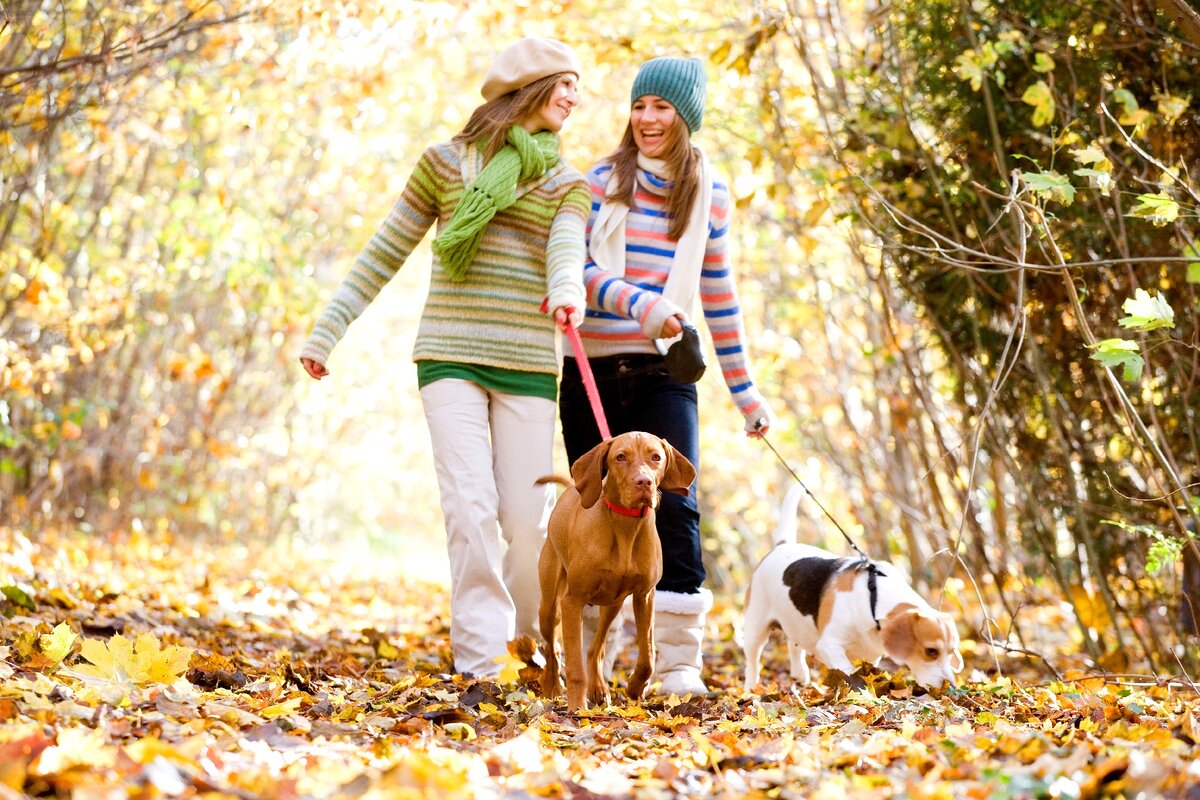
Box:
[627,664,653,700]
[586,685,611,708]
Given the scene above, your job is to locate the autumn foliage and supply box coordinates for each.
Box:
[3,527,1200,796]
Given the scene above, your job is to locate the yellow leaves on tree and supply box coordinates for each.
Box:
[1022,80,1055,127]
[74,632,193,685]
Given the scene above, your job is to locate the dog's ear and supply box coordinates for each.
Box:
[571,439,612,509]
[658,439,696,496]
[879,606,920,664]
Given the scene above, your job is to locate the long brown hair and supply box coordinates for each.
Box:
[453,73,568,162]
[602,114,699,241]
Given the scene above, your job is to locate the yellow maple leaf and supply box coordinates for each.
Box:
[1022,80,1055,127]
[74,632,192,685]
[31,727,116,774]
[124,736,199,767]
[38,623,77,667]
[443,722,477,741]
[260,695,304,719]
[132,634,192,684]
[492,649,525,686]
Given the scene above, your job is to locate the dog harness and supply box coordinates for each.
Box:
[863,559,883,631]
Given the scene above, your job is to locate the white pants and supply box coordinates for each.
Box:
[420,378,556,677]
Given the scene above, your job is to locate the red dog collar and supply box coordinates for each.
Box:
[604,499,649,518]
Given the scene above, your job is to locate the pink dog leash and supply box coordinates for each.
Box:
[563,310,612,442]
[542,299,611,441]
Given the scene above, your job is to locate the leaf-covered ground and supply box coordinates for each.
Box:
[1,526,1198,799]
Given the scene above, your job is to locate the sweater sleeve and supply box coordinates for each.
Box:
[299,147,440,365]
[581,164,683,338]
[544,181,589,314]
[699,180,767,425]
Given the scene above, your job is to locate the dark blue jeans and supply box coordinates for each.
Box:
[560,354,704,594]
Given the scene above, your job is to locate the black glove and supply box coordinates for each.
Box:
[656,323,706,384]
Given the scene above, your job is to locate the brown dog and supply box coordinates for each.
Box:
[537,432,696,711]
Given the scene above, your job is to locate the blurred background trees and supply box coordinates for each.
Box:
[2,0,1197,671]
[768,0,1200,671]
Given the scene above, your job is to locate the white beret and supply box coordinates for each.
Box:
[481,38,581,101]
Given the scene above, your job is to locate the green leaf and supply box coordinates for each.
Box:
[2,585,36,610]
[1111,88,1152,127]
[1089,338,1144,381]
[1127,193,1179,226]
[1022,170,1075,205]
[1119,288,1175,332]
[1185,243,1200,284]
[1033,52,1055,73]
[1101,519,1188,574]
[1022,80,1055,127]
[1111,88,1139,117]
[953,50,986,91]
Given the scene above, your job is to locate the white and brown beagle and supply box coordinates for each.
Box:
[743,483,963,691]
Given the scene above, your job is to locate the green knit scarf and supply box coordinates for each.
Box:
[433,126,561,281]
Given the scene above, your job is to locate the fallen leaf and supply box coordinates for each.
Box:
[73,632,193,685]
[36,623,77,668]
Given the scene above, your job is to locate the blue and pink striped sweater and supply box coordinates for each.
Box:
[577,161,766,424]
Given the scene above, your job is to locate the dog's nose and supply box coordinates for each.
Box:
[634,473,653,488]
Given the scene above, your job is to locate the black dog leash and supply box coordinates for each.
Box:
[757,424,883,630]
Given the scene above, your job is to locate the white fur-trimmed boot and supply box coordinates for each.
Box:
[653,588,713,696]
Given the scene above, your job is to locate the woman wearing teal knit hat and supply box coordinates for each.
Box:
[300,38,588,679]
[560,55,776,696]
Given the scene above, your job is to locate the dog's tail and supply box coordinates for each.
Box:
[536,475,572,488]
[773,481,809,546]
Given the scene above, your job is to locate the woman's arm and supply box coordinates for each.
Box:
[699,181,771,432]
[544,182,590,326]
[299,147,442,370]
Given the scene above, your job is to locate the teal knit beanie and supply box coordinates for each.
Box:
[630,56,707,133]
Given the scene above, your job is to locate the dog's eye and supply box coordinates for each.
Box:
[924,647,940,660]
[650,452,662,462]
[614,453,627,462]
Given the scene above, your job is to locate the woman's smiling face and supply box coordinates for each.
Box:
[522,74,579,133]
[630,95,678,157]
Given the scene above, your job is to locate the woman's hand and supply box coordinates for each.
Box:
[300,357,328,380]
[659,314,685,340]
[554,305,583,331]
[745,401,775,439]
[746,417,769,439]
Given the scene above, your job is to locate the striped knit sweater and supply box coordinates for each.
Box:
[301,141,589,376]
[578,162,766,423]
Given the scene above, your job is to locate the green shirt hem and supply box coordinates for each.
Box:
[416,360,558,401]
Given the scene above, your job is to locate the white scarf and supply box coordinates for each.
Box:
[588,148,712,328]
